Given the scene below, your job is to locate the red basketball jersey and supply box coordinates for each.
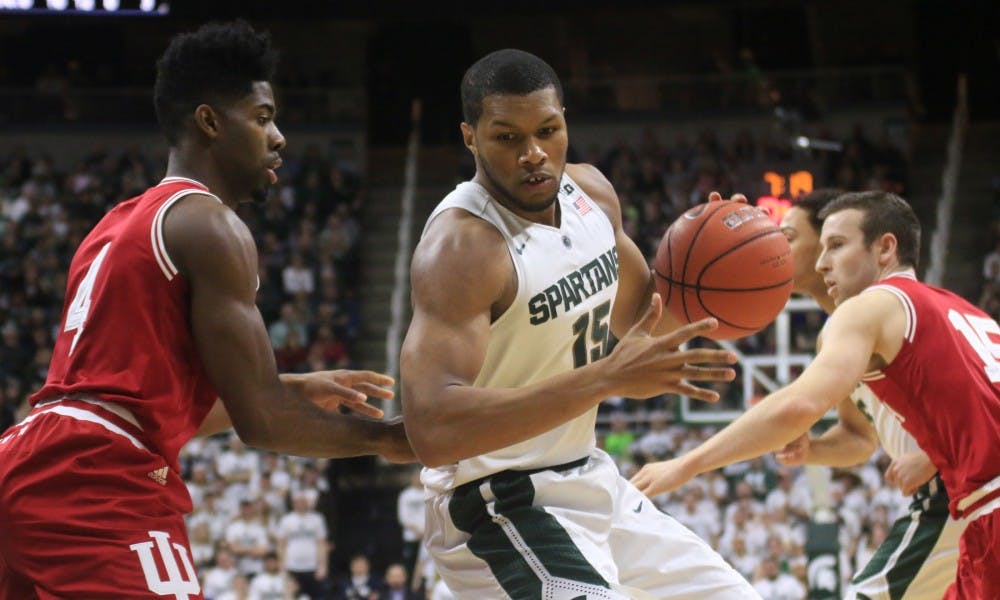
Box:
[862,273,1000,517]
[31,177,221,471]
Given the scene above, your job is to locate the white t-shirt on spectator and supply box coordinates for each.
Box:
[202,565,237,600]
[247,571,286,600]
[225,519,270,575]
[397,484,426,543]
[277,510,327,572]
[753,573,806,600]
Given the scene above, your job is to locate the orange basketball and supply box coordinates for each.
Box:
[653,200,793,340]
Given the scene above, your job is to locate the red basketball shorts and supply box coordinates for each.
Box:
[0,399,203,599]
[943,507,1000,599]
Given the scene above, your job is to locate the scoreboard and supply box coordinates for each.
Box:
[0,0,169,14]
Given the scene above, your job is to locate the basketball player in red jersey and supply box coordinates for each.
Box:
[0,21,412,598]
[633,190,1000,597]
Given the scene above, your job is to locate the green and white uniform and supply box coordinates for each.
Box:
[420,175,756,599]
[845,384,966,600]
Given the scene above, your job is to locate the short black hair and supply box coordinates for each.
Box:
[154,20,278,145]
[461,49,563,125]
[818,191,922,268]
[792,188,846,233]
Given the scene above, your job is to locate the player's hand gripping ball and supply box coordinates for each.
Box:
[654,201,793,340]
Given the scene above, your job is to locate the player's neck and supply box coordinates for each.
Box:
[164,150,239,209]
[879,265,915,282]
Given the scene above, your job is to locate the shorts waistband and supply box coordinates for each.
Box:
[26,396,150,453]
[454,456,590,496]
[913,473,946,501]
[957,473,1000,519]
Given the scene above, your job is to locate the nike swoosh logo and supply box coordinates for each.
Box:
[515,242,526,255]
[633,501,643,513]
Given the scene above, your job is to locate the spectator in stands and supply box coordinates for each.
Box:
[247,552,293,599]
[226,499,272,578]
[632,410,675,462]
[202,549,240,600]
[723,535,758,581]
[282,252,315,296]
[277,491,330,600]
[336,553,381,600]
[378,563,420,600]
[217,434,260,501]
[752,555,806,600]
[396,468,425,590]
[268,302,310,350]
[602,411,635,469]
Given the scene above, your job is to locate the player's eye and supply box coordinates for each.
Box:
[497,133,517,142]
[537,127,557,137]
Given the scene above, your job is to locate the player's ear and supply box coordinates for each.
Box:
[194,104,221,139]
[876,232,898,265]
[460,122,477,157]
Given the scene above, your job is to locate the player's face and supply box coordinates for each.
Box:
[216,81,285,203]
[462,87,568,221]
[780,206,823,294]
[816,208,881,305]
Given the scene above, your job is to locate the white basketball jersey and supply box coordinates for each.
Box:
[850,382,920,460]
[420,174,619,493]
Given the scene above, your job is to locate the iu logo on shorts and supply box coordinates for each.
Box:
[129,530,201,599]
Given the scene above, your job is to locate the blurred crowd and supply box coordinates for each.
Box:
[0,121,915,599]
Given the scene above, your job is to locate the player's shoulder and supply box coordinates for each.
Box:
[415,208,508,277]
[566,163,615,199]
[565,163,621,223]
[162,195,255,278]
[413,208,511,308]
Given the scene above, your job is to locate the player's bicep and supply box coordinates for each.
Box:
[400,219,503,420]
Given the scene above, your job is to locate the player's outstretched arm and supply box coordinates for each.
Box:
[632,292,899,498]
[401,210,737,467]
[775,396,878,467]
[195,369,394,437]
[165,195,413,461]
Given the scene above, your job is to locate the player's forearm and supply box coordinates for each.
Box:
[805,424,876,467]
[229,387,397,458]
[404,362,615,467]
[680,390,826,478]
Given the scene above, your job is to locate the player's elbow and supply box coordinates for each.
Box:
[779,395,830,433]
[228,414,276,450]
[407,428,454,468]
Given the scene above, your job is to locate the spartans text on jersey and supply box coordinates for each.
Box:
[528,247,619,325]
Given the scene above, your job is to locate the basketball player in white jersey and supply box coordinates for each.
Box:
[400,49,758,599]
[775,189,964,599]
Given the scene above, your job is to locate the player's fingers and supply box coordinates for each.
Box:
[661,317,722,348]
[670,347,737,367]
[340,370,395,388]
[343,401,385,419]
[632,293,663,335]
[675,365,737,382]
[730,193,748,204]
[708,191,722,202]
[671,381,721,403]
[353,382,396,400]
[328,382,367,403]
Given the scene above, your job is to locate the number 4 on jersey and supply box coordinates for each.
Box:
[64,242,111,356]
